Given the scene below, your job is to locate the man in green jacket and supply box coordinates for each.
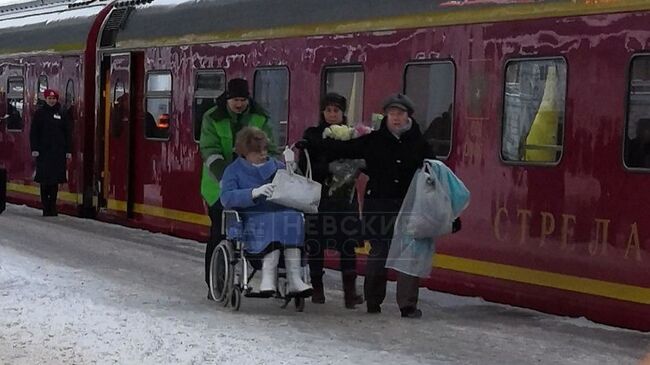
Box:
[200,78,276,296]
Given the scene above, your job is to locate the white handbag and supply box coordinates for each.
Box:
[267,147,322,213]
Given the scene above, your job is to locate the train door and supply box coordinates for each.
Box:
[60,56,81,206]
[98,53,133,217]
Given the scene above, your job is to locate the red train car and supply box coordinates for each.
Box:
[2,0,650,331]
[0,0,112,216]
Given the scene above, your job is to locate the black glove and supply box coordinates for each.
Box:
[208,158,227,181]
[452,217,462,233]
[294,139,309,150]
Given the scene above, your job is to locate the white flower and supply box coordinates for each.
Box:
[323,124,355,141]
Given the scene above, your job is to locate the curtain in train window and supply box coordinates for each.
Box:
[193,70,225,142]
[324,67,364,126]
[145,71,172,140]
[111,80,126,137]
[36,75,48,110]
[63,79,75,132]
[65,79,75,108]
[6,77,24,131]
[501,58,567,163]
[404,62,455,158]
[625,56,650,169]
[254,68,289,148]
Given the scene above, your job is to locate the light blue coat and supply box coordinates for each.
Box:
[220,157,305,254]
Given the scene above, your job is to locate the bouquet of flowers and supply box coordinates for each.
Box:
[322,123,372,199]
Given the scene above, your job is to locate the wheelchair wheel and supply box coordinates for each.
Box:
[230,287,242,311]
[294,297,305,312]
[209,240,234,304]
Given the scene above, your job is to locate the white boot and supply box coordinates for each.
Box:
[284,248,313,297]
[259,250,280,295]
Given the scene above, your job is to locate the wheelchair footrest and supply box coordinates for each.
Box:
[244,291,274,298]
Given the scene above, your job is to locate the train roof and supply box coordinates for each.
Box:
[0,0,108,55]
[108,0,650,49]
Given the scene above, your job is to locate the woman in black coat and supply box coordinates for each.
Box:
[308,93,458,318]
[30,89,72,216]
[299,93,363,308]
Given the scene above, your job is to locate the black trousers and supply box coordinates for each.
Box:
[307,237,357,277]
[364,238,420,310]
[39,184,58,216]
[305,210,359,277]
[204,201,225,286]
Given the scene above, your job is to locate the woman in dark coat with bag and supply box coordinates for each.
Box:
[30,89,72,216]
[305,93,459,318]
[299,93,363,308]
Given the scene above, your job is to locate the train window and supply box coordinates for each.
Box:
[323,66,364,126]
[193,70,225,142]
[254,67,289,148]
[5,77,24,132]
[403,61,455,159]
[624,56,650,169]
[501,58,567,164]
[145,71,172,140]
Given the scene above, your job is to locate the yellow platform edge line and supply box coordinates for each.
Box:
[8,182,650,305]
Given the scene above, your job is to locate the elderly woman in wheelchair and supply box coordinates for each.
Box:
[212,127,313,309]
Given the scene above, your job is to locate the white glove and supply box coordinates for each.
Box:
[66,153,72,159]
[31,151,39,157]
[252,183,274,199]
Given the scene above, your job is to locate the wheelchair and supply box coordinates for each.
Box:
[208,210,310,311]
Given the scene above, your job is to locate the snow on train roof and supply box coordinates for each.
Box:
[108,0,650,49]
[111,0,464,48]
[0,0,105,54]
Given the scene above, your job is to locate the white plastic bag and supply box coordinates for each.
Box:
[385,235,436,278]
[386,160,470,278]
[404,163,454,239]
[267,147,322,214]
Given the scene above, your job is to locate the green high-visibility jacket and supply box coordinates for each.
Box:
[199,100,276,206]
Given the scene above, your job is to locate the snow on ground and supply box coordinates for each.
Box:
[0,204,648,365]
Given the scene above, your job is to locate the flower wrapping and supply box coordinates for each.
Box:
[322,124,371,198]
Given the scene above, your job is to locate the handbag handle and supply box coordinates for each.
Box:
[289,143,313,180]
[303,148,313,180]
[422,160,435,186]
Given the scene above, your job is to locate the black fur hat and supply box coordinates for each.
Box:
[226,78,250,99]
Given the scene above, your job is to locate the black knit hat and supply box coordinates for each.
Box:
[226,78,250,99]
[320,92,347,112]
[383,93,415,115]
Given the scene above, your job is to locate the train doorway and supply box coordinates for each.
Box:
[97,53,135,218]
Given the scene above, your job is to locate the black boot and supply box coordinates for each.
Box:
[311,273,325,304]
[367,303,381,314]
[342,272,363,309]
[48,193,58,216]
[400,306,422,318]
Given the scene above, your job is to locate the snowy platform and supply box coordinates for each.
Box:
[1,204,648,364]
